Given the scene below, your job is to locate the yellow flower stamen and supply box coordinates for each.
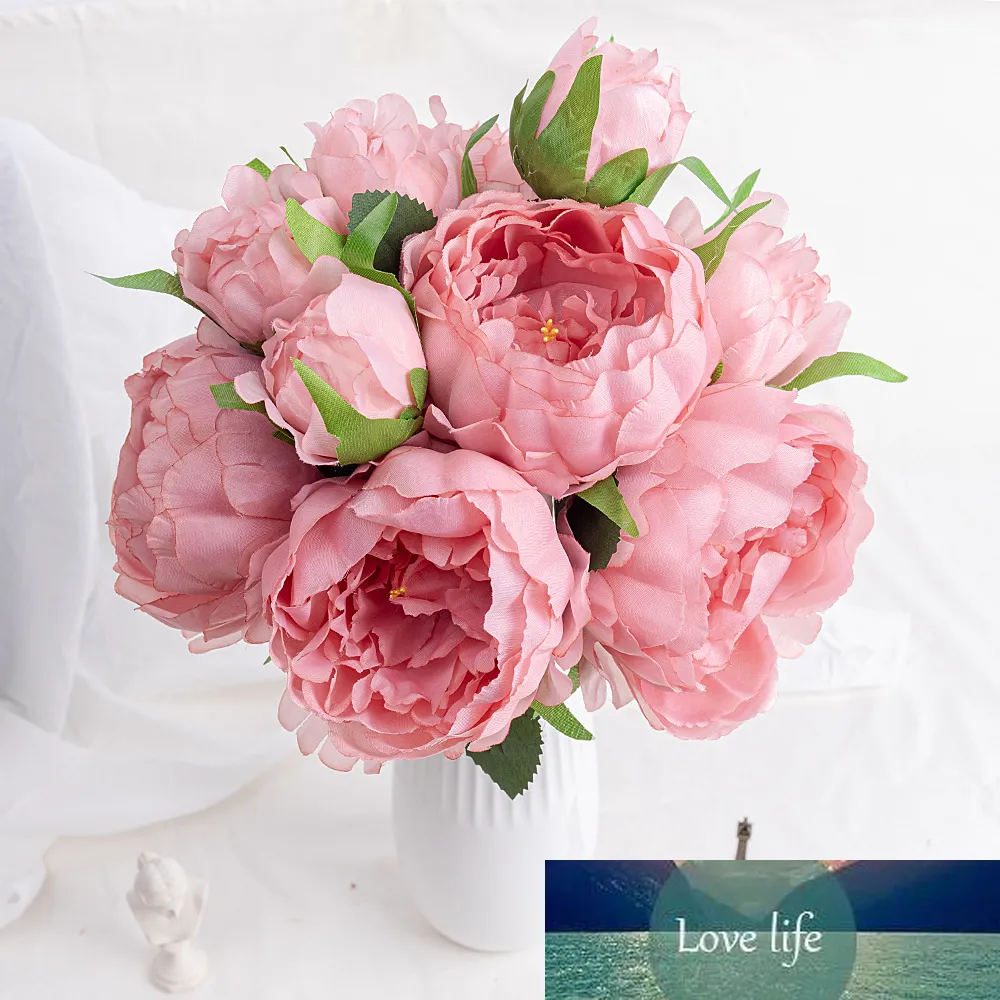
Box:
[540,317,559,343]
[389,585,407,599]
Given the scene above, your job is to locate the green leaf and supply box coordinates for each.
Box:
[93,269,187,300]
[532,55,603,200]
[408,367,428,409]
[777,352,908,391]
[511,71,556,180]
[285,198,345,264]
[210,382,266,414]
[279,145,301,169]
[467,711,543,799]
[532,700,593,740]
[273,428,295,446]
[569,664,580,693]
[705,167,762,230]
[342,192,398,271]
[693,199,772,281]
[586,147,649,207]
[461,114,500,199]
[673,156,731,207]
[709,360,724,385]
[246,158,272,180]
[348,189,436,276]
[291,359,421,465]
[566,495,622,571]
[264,655,272,665]
[629,163,675,207]
[577,475,639,538]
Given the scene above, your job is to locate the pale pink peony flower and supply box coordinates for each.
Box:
[233,274,426,466]
[263,447,588,769]
[581,383,819,738]
[172,163,346,345]
[403,191,719,498]
[665,192,850,385]
[306,94,529,222]
[109,319,319,650]
[540,18,690,181]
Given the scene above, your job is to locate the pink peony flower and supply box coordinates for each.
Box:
[403,191,719,497]
[263,447,588,769]
[172,163,346,345]
[760,402,873,649]
[581,383,820,738]
[665,193,850,385]
[540,18,690,182]
[109,319,319,650]
[306,94,529,222]
[234,273,426,466]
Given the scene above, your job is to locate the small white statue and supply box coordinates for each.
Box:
[126,852,209,993]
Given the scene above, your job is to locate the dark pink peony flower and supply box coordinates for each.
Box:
[109,319,319,650]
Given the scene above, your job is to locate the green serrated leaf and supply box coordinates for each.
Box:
[210,382,266,414]
[461,114,500,199]
[246,158,271,180]
[93,269,187,299]
[342,193,398,271]
[408,367,428,409]
[628,163,675,207]
[577,475,639,538]
[532,55,603,200]
[467,711,543,799]
[279,145,301,169]
[566,495,622,571]
[291,359,421,465]
[532,700,593,740]
[709,360,724,385]
[777,352,908,391]
[347,189,436,276]
[586,147,649,207]
[285,198,345,264]
[693,199,772,281]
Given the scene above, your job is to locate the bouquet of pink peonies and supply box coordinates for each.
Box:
[105,18,905,798]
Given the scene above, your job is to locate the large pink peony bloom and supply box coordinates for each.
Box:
[306,94,529,221]
[172,163,346,345]
[233,273,426,466]
[760,403,873,655]
[541,18,690,181]
[581,383,819,738]
[263,447,588,769]
[109,319,319,650]
[404,192,719,498]
[665,193,850,385]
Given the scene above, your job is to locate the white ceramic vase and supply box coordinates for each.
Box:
[391,691,599,952]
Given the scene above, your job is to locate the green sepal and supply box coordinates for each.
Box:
[279,146,301,169]
[777,352,908,391]
[246,158,271,180]
[467,711,543,800]
[285,198,345,264]
[576,475,639,538]
[291,359,422,465]
[586,147,649,207]
[709,361,724,385]
[408,368,429,410]
[510,71,555,185]
[210,382,266,414]
[693,199,772,281]
[93,269,189,301]
[530,54,603,200]
[461,114,500,199]
[532,700,593,741]
[348,189,436,276]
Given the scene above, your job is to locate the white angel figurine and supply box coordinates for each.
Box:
[126,852,209,993]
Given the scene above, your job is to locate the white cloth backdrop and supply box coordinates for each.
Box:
[0,0,999,995]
